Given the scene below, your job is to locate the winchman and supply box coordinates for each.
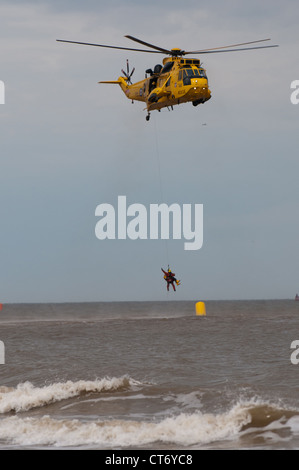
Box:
[161,266,181,292]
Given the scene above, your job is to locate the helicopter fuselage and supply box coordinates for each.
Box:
[100,56,211,119]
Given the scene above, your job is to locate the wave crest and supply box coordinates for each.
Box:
[0,407,250,448]
[0,376,140,413]
[0,401,256,448]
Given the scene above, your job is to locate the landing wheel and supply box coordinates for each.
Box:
[146,113,150,121]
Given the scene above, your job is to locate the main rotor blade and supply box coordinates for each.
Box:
[185,44,279,55]
[125,35,171,54]
[186,38,273,54]
[57,37,278,57]
[56,39,163,53]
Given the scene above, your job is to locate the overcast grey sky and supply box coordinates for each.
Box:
[0,0,298,303]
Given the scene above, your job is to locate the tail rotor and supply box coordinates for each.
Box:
[122,59,135,84]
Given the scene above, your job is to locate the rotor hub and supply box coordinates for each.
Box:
[170,48,185,56]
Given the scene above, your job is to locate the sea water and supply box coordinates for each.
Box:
[0,300,299,450]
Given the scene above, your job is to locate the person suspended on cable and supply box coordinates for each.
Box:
[161,266,181,292]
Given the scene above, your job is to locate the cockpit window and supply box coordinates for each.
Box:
[184,68,207,79]
[197,68,207,78]
[182,68,207,85]
[185,69,194,78]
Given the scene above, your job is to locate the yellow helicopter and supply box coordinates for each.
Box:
[57,35,278,121]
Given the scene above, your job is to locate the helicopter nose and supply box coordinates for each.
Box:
[192,78,208,92]
[192,78,208,87]
[191,78,211,100]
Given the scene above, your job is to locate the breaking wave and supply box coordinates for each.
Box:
[0,405,249,448]
[0,376,141,413]
[0,398,298,448]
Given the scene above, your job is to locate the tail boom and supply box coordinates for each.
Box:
[99,77,147,103]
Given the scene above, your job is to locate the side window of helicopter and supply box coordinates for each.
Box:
[149,77,157,92]
[197,68,207,78]
[183,69,191,85]
[178,70,183,82]
[166,77,171,87]
[161,62,174,74]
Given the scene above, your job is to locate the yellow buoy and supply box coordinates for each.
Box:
[195,301,206,316]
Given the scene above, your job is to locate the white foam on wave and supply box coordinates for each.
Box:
[171,391,204,409]
[0,376,141,414]
[0,403,252,448]
[288,416,299,433]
